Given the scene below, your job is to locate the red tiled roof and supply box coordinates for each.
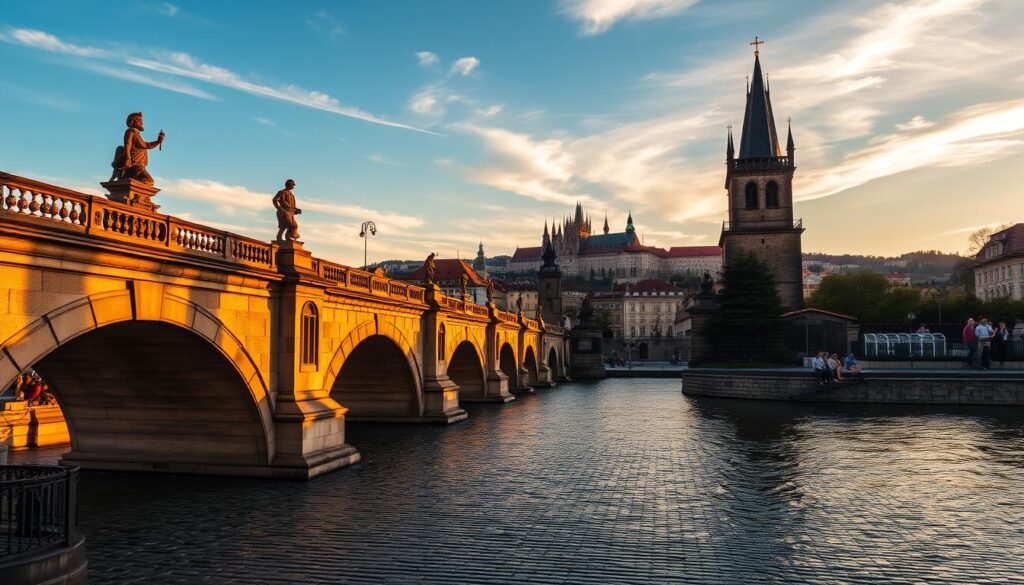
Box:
[664,246,721,258]
[511,246,543,262]
[403,259,487,286]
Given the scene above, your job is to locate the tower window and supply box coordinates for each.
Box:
[766,181,779,208]
[300,302,319,369]
[744,182,758,209]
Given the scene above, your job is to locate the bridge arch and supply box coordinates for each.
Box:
[323,320,423,420]
[0,289,275,473]
[446,340,486,401]
[523,345,540,387]
[547,345,561,379]
[498,342,518,392]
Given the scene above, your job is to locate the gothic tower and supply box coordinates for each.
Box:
[719,42,804,310]
[538,239,562,320]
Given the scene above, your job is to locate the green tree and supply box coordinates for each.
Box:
[708,252,788,362]
[807,272,891,321]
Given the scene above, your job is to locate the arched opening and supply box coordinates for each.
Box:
[765,181,779,208]
[300,302,319,370]
[524,346,539,387]
[330,334,419,419]
[498,343,518,392]
[547,346,560,379]
[744,181,758,209]
[27,320,270,470]
[638,342,650,360]
[447,341,485,401]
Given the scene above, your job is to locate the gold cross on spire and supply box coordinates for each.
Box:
[750,36,764,56]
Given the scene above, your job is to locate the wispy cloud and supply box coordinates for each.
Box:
[561,0,699,35]
[0,27,432,134]
[451,56,480,76]
[416,51,440,67]
[307,11,345,41]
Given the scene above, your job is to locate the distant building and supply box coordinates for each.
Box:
[886,273,911,288]
[591,280,689,340]
[974,223,1024,300]
[802,270,824,298]
[403,258,490,305]
[508,203,721,282]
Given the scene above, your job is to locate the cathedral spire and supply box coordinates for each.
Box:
[738,38,782,160]
[786,118,795,161]
[603,212,609,235]
[574,201,584,225]
[726,125,734,160]
[543,220,550,248]
[625,209,635,233]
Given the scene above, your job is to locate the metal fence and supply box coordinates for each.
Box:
[0,465,79,560]
[855,335,1024,361]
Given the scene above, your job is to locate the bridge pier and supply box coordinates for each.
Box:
[421,286,468,423]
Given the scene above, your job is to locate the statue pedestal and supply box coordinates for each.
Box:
[102,179,160,212]
[275,240,315,276]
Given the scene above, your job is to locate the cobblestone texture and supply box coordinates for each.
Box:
[13,379,1024,583]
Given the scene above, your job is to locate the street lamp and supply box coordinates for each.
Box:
[359,220,377,269]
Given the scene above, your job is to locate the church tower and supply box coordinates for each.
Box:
[720,39,804,310]
[538,239,562,320]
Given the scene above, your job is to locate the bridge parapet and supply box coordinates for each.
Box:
[314,257,426,305]
[1,172,276,272]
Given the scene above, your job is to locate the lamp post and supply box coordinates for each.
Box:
[359,220,377,269]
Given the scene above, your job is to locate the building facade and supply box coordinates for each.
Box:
[508,204,721,282]
[591,280,689,340]
[974,224,1024,300]
[719,49,804,311]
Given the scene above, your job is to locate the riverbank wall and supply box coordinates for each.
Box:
[682,369,1024,405]
[0,402,71,449]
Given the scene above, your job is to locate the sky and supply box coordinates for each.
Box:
[2,0,1023,266]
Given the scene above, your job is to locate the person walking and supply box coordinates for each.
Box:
[962,318,977,368]
[994,321,1010,365]
[975,317,995,370]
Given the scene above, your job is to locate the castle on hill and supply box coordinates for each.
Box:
[507,203,721,282]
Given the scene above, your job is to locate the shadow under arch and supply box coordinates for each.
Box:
[447,340,486,401]
[547,345,560,379]
[324,321,423,420]
[0,290,275,474]
[523,345,539,387]
[498,343,518,392]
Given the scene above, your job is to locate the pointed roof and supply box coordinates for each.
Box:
[726,126,735,159]
[405,259,487,286]
[625,209,635,233]
[786,120,795,152]
[603,212,609,234]
[574,202,584,224]
[738,54,782,159]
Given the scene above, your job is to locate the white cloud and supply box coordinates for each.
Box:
[254,116,276,126]
[451,56,480,76]
[0,27,433,134]
[895,115,935,131]
[416,51,440,67]
[410,92,439,115]
[307,11,345,40]
[561,0,699,35]
[476,104,504,118]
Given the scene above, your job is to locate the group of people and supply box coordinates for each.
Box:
[961,318,1023,369]
[811,351,862,384]
[3,371,57,406]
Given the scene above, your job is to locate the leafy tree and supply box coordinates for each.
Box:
[807,272,891,321]
[707,252,789,362]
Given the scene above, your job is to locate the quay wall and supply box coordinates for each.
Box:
[682,369,1024,405]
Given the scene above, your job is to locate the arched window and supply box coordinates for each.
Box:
[300,302,319,369]
[744,182,758,209]
[438,323,446,362]
[766,181,779,208]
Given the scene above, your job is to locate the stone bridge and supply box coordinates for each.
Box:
[0,172,569,479]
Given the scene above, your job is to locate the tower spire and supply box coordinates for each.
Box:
[786,117,795,162]
[625,209,635,233]
[738,38,782,159]
[603,211,609,235]
[726,125,734,160]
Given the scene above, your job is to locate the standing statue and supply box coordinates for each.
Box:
[273,179,302,241]
[700,271,714,295]
[424,253,436,285]
[486,279,495,303]
[110,112,164,185]
[460,274,469,298]
[536,303,545,324]
[515,295,524,315]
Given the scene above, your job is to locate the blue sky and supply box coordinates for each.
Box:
[2,0,1023,265]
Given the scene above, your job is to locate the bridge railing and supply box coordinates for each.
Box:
[1,172,274,271]
[0,465,80,561]
[315,258,426,304]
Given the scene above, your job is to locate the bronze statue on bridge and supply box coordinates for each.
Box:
[273,179,302,241]
[110,112,164,185]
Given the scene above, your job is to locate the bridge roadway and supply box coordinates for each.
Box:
[0,172,569,479]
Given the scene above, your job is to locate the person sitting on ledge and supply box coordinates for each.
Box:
[829,353,843,382]
[811,352,831,385]
[844,353,863,377]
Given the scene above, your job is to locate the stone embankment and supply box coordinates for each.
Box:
[682,368,1024,405]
